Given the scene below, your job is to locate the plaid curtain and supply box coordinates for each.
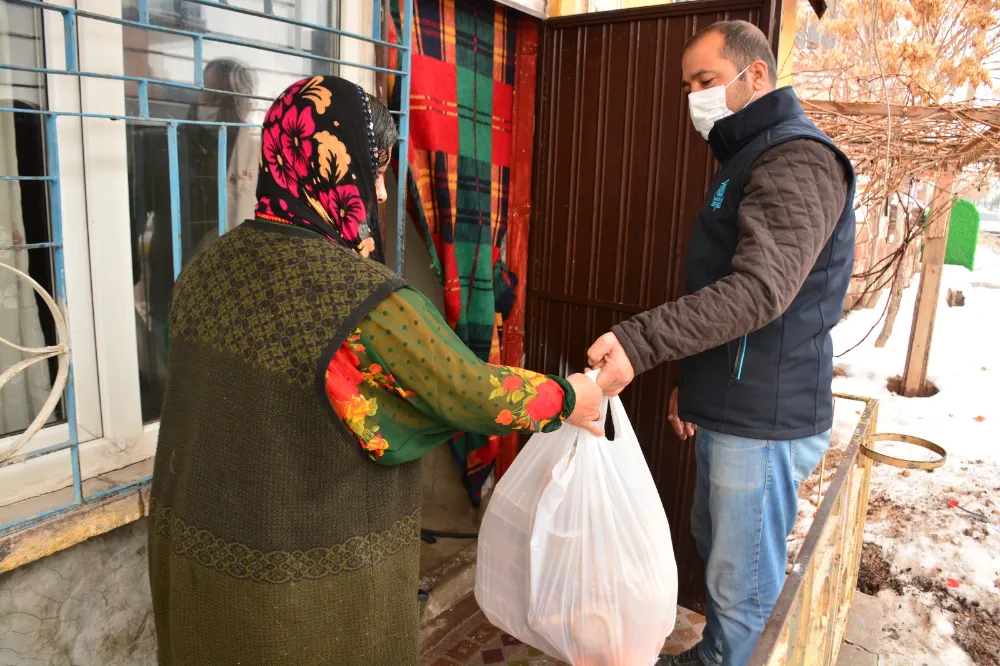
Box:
[390,0,521,505]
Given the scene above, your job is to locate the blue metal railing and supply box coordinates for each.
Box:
[0,0,415,538]
[396,0,414,276]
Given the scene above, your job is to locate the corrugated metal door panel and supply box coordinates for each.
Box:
[527,0,780,611]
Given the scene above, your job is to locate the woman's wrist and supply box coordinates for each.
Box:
[551,375,575,425]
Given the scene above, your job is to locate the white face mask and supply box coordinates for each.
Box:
[687,64,756,141]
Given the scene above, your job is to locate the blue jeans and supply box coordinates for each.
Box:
[691,428,830,666]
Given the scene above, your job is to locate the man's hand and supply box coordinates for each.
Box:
[586,332,635,396]
[566,373,605,436]
[668,387,697,440]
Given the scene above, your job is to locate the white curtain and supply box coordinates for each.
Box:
[1,2,54,435]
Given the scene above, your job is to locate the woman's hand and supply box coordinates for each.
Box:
[357,238,375,257]
[566,373,605,436]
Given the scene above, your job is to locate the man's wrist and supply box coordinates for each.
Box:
[610,323,645,376]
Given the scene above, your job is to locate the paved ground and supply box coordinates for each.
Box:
[420,595,705,665]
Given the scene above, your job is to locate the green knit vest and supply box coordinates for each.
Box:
[148,221,419,666]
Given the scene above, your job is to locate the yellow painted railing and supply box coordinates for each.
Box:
[749,395,879,666]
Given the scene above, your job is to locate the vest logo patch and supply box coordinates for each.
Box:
[711,180,729,211]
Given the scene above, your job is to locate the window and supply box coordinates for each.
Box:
[120,0,349,422]
[0,0,406,537]
[1,0,105,512]
[1,2,61,441]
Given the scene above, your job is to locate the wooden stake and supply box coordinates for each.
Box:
[901,170,956,397]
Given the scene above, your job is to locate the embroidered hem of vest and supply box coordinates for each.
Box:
[150,498,420,583]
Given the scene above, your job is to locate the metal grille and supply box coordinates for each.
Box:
[0,0,414,537]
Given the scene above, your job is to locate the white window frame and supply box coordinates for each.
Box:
[0,0,119,509]
[2,0,378,510]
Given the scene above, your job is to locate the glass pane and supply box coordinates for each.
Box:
[0,2,65,439]
[122,0,343,423]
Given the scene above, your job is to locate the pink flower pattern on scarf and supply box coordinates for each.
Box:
[253,76,380,257]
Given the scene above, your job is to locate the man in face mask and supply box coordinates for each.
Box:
[586,20,856,666]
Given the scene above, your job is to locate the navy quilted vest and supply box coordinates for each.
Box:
[677,87,856,440]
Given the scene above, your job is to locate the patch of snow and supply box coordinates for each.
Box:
[877,587,979,666]
[826,239,1000,663]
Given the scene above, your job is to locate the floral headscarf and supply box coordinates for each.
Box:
[254,76,384,261]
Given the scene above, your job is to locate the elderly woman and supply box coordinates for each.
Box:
[148,76,603,666]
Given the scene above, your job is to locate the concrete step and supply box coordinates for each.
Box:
[419,541,478,631]
[837,591,882,665]
[836,643,879,666]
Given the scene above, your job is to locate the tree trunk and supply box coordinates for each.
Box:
[908,241,921,287]
[861,212,886,309]
[875,239,913,348]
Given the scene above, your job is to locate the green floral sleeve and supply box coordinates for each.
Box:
[324,287,575,466]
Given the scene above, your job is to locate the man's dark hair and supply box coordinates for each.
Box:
[684,20,778,87]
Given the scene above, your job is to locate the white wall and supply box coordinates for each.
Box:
[0,520,157,665]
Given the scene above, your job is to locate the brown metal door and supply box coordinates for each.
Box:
[526,1,782,611]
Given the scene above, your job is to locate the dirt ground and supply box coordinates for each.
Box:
[857,493,1000,666]
[857,541,904,596]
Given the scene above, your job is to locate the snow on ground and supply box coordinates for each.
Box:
[791,236,1000,666]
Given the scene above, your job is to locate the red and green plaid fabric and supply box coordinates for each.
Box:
[390,0,522,505]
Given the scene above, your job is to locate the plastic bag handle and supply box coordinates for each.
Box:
[582,367,614,430]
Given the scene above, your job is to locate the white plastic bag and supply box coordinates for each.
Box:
[476,382,678,666]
